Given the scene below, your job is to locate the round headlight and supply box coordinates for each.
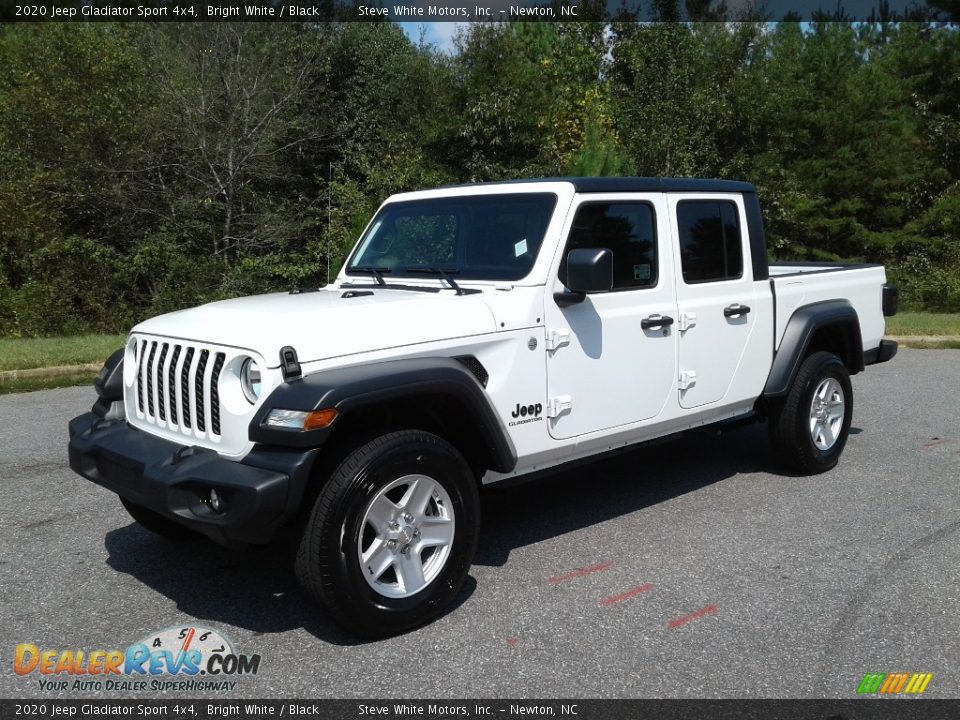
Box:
[240,358,262,404]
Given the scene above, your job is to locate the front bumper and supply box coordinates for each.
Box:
[68,412,317,545]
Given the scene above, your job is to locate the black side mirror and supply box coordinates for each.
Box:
[555,248,613,307]
[567,248,613,293]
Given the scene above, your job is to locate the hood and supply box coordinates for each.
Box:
[132,287,499,367]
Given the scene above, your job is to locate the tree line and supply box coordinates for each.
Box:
[0,17,958,337]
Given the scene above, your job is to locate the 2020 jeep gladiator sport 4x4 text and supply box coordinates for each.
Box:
[69,177,898,636]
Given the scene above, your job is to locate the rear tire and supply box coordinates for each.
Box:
[120,497,199,541]
[295,430,479,638]
[769,351,853,474]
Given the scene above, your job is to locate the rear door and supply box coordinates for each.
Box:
[544,194,677,440]
[669,195,758,409]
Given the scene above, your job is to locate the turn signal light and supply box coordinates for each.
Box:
[304,408,338,430]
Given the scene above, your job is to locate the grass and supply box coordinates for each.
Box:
[0,334,124,372]
[0,375,97,394]
[885,312,960,337]
[894,338,960,349]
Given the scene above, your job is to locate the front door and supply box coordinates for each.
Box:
[545,195,677,440]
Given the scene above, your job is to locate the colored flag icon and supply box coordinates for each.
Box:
[857,672,932,695]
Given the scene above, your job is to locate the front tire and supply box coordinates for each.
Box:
[295,430,480,638]
[769,351,853,475]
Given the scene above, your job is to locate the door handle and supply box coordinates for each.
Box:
[723,304,751,318]
[641,314,674,330]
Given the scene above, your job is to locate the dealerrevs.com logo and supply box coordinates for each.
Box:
[13,626,260,693]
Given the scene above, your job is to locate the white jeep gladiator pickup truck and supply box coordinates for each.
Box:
[69,177,898,636]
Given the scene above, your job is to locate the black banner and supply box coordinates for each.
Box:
[2,700,960,720]
[1,0,958,23]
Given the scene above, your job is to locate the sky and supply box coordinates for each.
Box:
[399,22,468,53]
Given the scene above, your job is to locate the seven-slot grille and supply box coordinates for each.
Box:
[135,339,227,438]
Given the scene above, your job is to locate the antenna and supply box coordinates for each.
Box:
[326,161,332,285]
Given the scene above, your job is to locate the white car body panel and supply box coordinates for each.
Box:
[770,264,887,351]
[119,180,890,475]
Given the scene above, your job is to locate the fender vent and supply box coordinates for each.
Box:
[454,356,489,387]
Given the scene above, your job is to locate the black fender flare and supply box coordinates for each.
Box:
[249,357,517,473]
[764,300,863,398]
[92,347,124,417]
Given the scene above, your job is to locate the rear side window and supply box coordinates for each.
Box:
[559,202,658,290]
[677,201,743,283]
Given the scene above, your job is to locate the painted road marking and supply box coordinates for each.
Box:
[668,604,718,629]
[599,583,654,607]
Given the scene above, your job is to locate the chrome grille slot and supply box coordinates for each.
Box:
[156,343,169,421]
[210,352,225,436]
[195,350,209,433]
[145,342,157,417]
[167,345,181,425]
[180,347,195,429]
[137,340,147,413]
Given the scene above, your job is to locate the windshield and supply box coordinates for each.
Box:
[346,193,558,282]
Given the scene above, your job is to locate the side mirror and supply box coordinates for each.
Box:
[555,248,613,307]
[567,248,613,293]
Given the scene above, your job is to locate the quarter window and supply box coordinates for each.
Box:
[560,202,658,291]
[677,201,743,283]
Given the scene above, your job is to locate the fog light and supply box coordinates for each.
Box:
[209,488,223,513]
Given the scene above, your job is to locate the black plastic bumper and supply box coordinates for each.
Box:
[864,339,898,366]
[68,412,317,545]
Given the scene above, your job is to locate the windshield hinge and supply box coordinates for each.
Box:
[280,346,302,381]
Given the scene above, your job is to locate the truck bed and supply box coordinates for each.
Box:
[769,262,887,353]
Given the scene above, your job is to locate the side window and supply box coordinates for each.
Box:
[559,202,658,291]
[677,200,743,283]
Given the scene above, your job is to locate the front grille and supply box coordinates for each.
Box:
[134,339,227,440]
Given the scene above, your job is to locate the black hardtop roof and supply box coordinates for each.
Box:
[447,177,756,194]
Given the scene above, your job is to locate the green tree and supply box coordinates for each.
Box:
[0,24,148,334]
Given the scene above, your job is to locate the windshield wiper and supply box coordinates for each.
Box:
[349,266,391,287]
[404,266,465,296]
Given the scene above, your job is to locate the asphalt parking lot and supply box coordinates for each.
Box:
[1,348,958,699]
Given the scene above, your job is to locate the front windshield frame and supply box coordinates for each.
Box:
[344,192,559,283]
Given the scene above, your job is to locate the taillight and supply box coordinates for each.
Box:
[882,284,899,317]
